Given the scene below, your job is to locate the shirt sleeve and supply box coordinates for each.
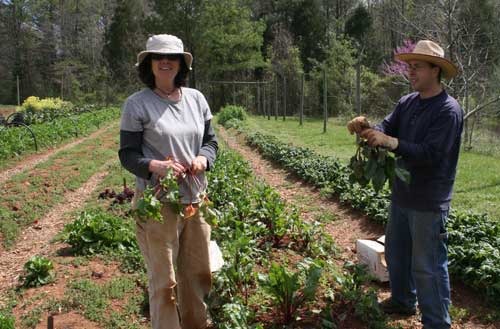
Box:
[394,107,462,166]
[118,130,153,179]
[198,91,213,122]
[198,120,218,171]
[120,98,144,132]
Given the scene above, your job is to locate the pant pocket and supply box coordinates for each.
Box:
[439,212,448,243]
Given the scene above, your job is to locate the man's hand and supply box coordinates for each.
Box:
[360,129,399,151]
[347,116,371,134]
[191,156,208,175]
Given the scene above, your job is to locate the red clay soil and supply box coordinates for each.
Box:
[15,254,127,329]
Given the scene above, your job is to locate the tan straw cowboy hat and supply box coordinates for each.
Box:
[136,34,193,70]
[395,40,458,79]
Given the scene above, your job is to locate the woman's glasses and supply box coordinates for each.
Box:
[151,53,181,61]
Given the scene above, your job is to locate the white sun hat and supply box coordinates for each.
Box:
[136,34,193,70]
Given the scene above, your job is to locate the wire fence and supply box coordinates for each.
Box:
[199,68,366,132]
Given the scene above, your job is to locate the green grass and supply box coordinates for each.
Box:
[243,115,500,220]
[245,115,355,163]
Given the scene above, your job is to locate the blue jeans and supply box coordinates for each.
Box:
[385,203,451,329]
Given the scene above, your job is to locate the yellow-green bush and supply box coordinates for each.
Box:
[21,96,73,113]
[19,96,74,124]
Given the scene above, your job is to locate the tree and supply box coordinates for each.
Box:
[345,4,372,121]
[344,4,372,44]
[197,0,266,80]
[288,0,328,72]
[309,37,356,116]
[103,0,146,94]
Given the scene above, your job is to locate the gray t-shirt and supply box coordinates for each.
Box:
[120,87,213,204]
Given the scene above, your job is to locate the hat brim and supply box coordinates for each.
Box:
[395,53,458,79]
[135,51,193,70]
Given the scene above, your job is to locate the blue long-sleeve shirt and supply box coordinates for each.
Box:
[376,90,463,211]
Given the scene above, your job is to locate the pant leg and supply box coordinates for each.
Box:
[177,206,212,329]
[134,197,182,329]
[385,203,417,309]
[409,209,451,329]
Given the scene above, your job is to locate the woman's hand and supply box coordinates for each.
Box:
[190,156,208,175]
[149,159,187,178]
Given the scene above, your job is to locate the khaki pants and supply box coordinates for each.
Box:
[133,193,212,329]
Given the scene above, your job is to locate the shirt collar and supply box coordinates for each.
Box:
[417,89,447,108]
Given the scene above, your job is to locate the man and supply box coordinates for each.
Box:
[347,40,463,329]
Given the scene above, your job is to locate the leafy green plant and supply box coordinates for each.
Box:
[61,209,137,255]
[20,255,55,287]
[326,262,393,329]
[219,303,263,329]
[206,148,330,326]
[223,118,245,129]
[218,105,247,127]
[133,184,163,222]
[258,260,322,324]
[447,210,500,304]
[349,139,410,192]
[252,183,292,247]
[220,232,260,303]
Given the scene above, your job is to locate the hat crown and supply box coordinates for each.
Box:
[412,40,444,58]
[146,34,185,53]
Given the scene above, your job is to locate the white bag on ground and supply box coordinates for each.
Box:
[209,240,224,272]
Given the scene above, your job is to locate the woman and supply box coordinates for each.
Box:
[119,34,218,329]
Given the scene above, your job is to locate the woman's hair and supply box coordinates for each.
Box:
[138,54,190,89]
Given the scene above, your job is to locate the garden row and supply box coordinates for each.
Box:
[1,147,398,328]
[0,106,120,163]
[0,123,120,248]
[245,131,500,305]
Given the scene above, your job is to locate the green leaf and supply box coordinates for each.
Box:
[395,166,411,184]
[385,156,396,184]
[302,264,322,300]
[371,166,386,192]
[363,159,378,180]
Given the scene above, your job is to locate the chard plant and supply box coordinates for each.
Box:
[258,260,322,324]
